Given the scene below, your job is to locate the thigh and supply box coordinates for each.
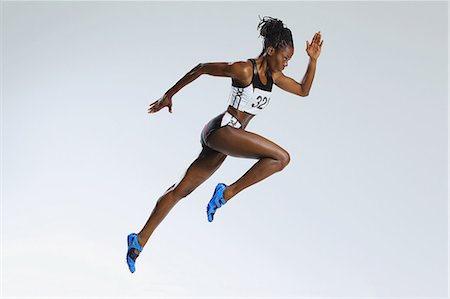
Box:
[206,126,288,159]
[172,147,227,197]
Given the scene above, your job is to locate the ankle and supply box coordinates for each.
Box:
[223,186,235,201]
[137,234,145,249]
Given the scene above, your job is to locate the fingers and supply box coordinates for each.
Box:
[306,32,324,59]
[147,97,174,114]
[148,106,158,114]
[149,99,158,107]
[149,107,163,114]
[311,32,317,44]
[149,98,160,107]
[306,31,323,51]
[148,100,162,114]
[312,31,322,45]
[148,102,158,113]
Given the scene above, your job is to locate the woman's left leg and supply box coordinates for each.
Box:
[137,147,227,248]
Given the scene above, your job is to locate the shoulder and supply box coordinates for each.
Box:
[230,60,253,77]
[271,70,285,82]
[200,59,253,83]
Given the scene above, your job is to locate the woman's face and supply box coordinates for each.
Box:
[268,46,294,72]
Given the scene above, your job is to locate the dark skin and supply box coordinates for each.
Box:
[134,32,324,256]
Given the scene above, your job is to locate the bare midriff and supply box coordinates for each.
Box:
[226,105,255,129]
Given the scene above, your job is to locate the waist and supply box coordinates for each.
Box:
[226,106,254,128]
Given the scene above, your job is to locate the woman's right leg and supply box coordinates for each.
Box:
[137,147,227,249]
[206,126,290,202]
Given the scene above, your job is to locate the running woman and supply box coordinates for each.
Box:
[126,16,323,273]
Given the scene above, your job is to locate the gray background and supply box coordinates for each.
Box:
[2,1,448,298]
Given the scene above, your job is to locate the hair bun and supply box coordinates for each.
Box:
[258,16,284,38]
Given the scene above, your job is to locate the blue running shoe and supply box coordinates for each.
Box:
[207,183,227,222]
[126,233,142,273]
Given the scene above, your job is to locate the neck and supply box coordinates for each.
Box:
[256,55,272,74]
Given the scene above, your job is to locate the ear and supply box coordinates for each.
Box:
[267,46,276,56]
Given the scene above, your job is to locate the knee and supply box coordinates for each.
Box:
[276,150,290,170]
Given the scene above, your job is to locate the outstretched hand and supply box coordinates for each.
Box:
[306,31,323,60]
[148,94,173,114]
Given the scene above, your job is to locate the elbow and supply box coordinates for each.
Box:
[298,85,309,97]
[194,63,205,75]
[189,63,206,78]
[299,89,309,97]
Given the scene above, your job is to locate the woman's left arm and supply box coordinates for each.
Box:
[273,31,323,97]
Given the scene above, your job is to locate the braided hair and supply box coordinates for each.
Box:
[257,16,294,58]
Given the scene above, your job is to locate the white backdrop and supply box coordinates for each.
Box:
[2,1,448,298]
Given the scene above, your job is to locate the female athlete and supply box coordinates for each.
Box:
[126,16,323,273]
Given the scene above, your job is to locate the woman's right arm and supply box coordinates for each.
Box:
[148,61,250,114]
[168,62,251,96]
